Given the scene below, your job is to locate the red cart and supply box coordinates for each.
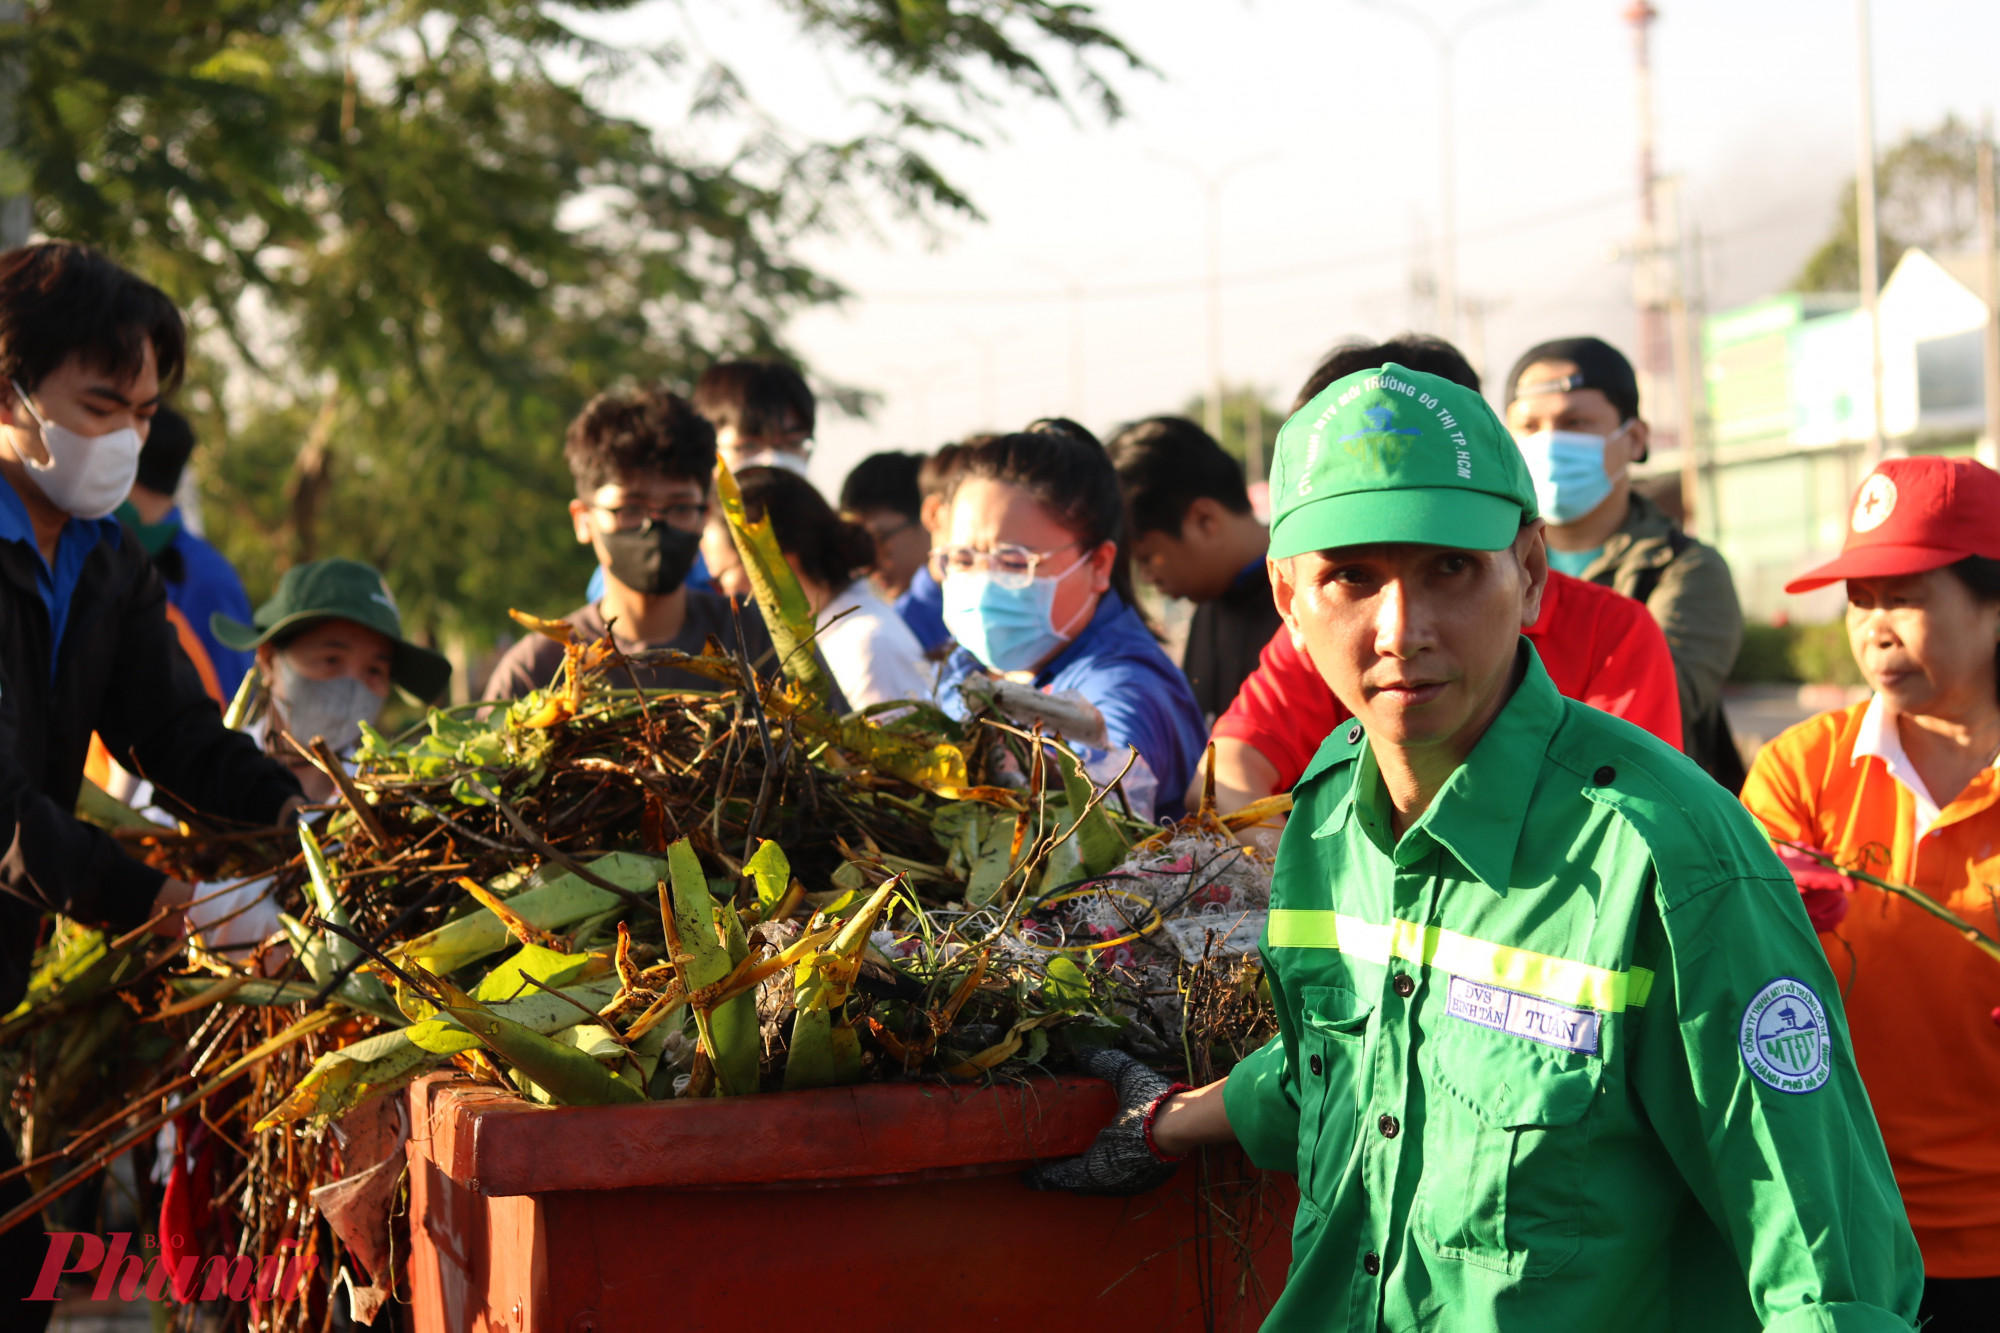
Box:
[404,1071,1295,1331]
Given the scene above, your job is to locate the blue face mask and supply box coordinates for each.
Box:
[942,558,1092,673]
[1513,423,1631,524]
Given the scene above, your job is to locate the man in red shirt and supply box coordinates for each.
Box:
[1193,336,1683,817]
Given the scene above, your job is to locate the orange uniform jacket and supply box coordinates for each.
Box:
[1742,698,2000,1278]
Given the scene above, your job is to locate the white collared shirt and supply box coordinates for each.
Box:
[1852,693,1953,838]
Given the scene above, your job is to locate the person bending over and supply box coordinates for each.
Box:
[933,423,1205,822]
[738,465,932,709]
[1108,415,1278,724]
[0,242,305,1323]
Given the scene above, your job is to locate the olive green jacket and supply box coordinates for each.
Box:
[1224,644,1919,1333]
[1572,491,1743,775]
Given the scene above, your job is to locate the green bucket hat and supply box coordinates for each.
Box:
[211,558,453,703]
[1268,362,1538,559]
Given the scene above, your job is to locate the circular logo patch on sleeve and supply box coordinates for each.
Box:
[1740,978,1832,1093]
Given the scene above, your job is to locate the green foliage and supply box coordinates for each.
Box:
[10,0,1142,651]
[1729,621,1864,687]
[1795,116,1992,292]
[1180,383,1283,481]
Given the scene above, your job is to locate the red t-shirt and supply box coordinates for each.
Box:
[1213,570,1684,789]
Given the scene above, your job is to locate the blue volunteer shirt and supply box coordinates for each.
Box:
[937,589,1207,821]
[0,474,122,679]
[161,512,256,697]
[894,564,953,655]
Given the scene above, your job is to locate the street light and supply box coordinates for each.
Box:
[1358,0,1536,341]
[1151,152,1278,442]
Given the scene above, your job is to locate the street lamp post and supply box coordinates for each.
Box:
[1023,258,1123,422]
[1152,153,1277,443]
[1359,0,1535,342]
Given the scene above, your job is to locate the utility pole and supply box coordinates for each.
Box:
[1024,259,1123,424]
[0,1,29,249]
[1978,113,1999,469]
[1661,178,1703,530]
[1626,1,1676,461]
[1152,153,1274,443]
[956,328,1015,430]
[1360,0,1534,343]
[1855,0,1886,466]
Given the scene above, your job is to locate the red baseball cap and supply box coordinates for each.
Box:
[1786,455,2000,593]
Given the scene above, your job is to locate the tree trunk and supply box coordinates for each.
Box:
[286,397,340,566]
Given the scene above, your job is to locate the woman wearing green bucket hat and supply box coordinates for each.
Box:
[175,560,453,966]
[211,557,451,803]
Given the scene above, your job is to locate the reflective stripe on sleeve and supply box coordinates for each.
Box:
[1266,909,1654,1012]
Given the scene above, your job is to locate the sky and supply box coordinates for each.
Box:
[586,0,2000,496]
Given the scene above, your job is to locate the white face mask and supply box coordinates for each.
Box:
[273,656,385,756]
[9,380,145,520]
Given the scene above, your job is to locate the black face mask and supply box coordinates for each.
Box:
[600,521,703,596]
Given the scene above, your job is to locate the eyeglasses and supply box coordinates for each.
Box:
[593,502,709,532]
[928,541,1081,591]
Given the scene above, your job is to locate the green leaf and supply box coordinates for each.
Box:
[744,839,791,917]
[1043,955,1092,1011]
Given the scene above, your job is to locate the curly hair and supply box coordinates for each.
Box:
[563,385,716,497]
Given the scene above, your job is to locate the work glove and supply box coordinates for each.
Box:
[1775,845,1855,934]
[186,876,285,968]
[1022,1048,1187,1197]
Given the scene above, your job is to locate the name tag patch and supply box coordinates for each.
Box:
[1445,975,1601,1054]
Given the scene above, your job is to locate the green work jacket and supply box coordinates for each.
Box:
[1223,644,1920,1333]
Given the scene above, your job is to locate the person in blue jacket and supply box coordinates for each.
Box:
[115,407,256,696]
[933,421,1205,821]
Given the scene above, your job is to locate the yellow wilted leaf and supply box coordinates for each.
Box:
[714,460,829,707]
[508,608,575,644]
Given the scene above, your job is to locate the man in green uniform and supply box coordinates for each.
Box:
[1028,364,1920,1331]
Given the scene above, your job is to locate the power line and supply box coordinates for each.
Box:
[858,189,1634,306]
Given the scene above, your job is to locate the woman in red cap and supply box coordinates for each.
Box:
[1740,455,2000,1332]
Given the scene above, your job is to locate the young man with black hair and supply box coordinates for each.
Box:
[0,242,304,1323]
[485,385,781,697]
[693,359,816,476]
[838,450,929,600]
[117,406,256,695]
[1503,335,1745,788]
[1108,416,1279,722]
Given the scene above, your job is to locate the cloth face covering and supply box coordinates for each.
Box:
[113,500,181,556]
[942,555,1092,673]
[1514,422,1631,524]
[10,380,145,519]
[274,656,385,755]
[600,522,703,596]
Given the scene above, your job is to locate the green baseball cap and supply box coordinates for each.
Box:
[211,558,453,703]
[1268,362,1538,559]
